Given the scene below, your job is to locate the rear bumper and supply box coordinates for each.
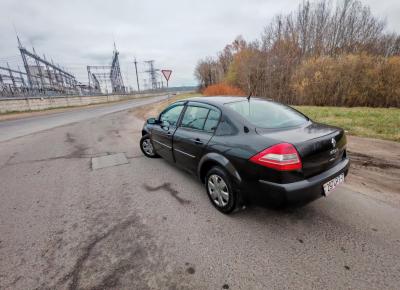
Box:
[251,158,350,205]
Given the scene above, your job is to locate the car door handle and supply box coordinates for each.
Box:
[194,138,203,145]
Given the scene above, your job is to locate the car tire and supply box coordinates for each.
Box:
[140,134,159,158]
[205,166,238,214]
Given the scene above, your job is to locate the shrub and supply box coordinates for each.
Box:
[291,54,400,107]
[202,83,245,96]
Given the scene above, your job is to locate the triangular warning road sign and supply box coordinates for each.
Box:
[161,70,172,81]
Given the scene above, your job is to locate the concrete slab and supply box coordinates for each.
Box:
[91,153,128,170]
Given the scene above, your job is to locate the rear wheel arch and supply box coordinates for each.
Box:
[198,153,242,185]
[199,160,220,183]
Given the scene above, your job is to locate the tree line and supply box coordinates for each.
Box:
[195,0,400,107]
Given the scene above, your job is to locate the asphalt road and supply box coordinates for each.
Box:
[0,98,399,289]
[0,95,167,142]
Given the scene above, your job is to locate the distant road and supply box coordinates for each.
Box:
[0,95,167,142]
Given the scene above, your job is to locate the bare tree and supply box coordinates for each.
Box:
[194,57,222,88]
[195,0,400,107]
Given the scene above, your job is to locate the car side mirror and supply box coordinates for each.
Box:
[147,117,158,124]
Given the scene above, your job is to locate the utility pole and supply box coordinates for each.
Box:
[133,57,140,92]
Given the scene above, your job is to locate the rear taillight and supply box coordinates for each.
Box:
[249,143,302,171]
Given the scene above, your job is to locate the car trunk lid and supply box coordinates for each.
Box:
[256,123,346,177]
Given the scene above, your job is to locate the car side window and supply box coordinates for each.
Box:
[181,106,209,130]
[204,109,221,132]
[159,104,184,127]
[215,117,237,135]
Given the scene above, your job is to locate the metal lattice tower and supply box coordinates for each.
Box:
[87,44,126,94]
[110,44,125,93]
[18,37,78,94]
[144,60,159,90]
[1,36,80,97]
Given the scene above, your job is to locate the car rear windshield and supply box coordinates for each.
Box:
[226,100,308,129]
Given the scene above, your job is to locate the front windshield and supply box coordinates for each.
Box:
[226,100,308,129]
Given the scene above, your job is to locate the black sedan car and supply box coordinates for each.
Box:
[140,96,349,213]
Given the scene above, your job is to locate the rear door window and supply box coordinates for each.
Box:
[204,109,221,132]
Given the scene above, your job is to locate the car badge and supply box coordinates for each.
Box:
[331,138,336,148]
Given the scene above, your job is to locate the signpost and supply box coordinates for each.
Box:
[161,69,172,100]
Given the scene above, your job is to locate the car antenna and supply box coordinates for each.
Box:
[247,91,252,101]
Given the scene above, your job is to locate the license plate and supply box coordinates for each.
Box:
[323,173,345,196]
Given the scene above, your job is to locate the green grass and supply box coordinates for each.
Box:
[294,106,400,142]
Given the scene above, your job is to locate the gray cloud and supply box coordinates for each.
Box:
[0,0,399,88]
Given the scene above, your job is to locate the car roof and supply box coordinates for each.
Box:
[180,96,270,108]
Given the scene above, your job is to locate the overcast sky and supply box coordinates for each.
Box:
[1,0,399,89]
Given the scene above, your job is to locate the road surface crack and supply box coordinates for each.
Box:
[3,148,128,167]
[143,182,191,205]
[59,217,139,290]
[0,152,18,169]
